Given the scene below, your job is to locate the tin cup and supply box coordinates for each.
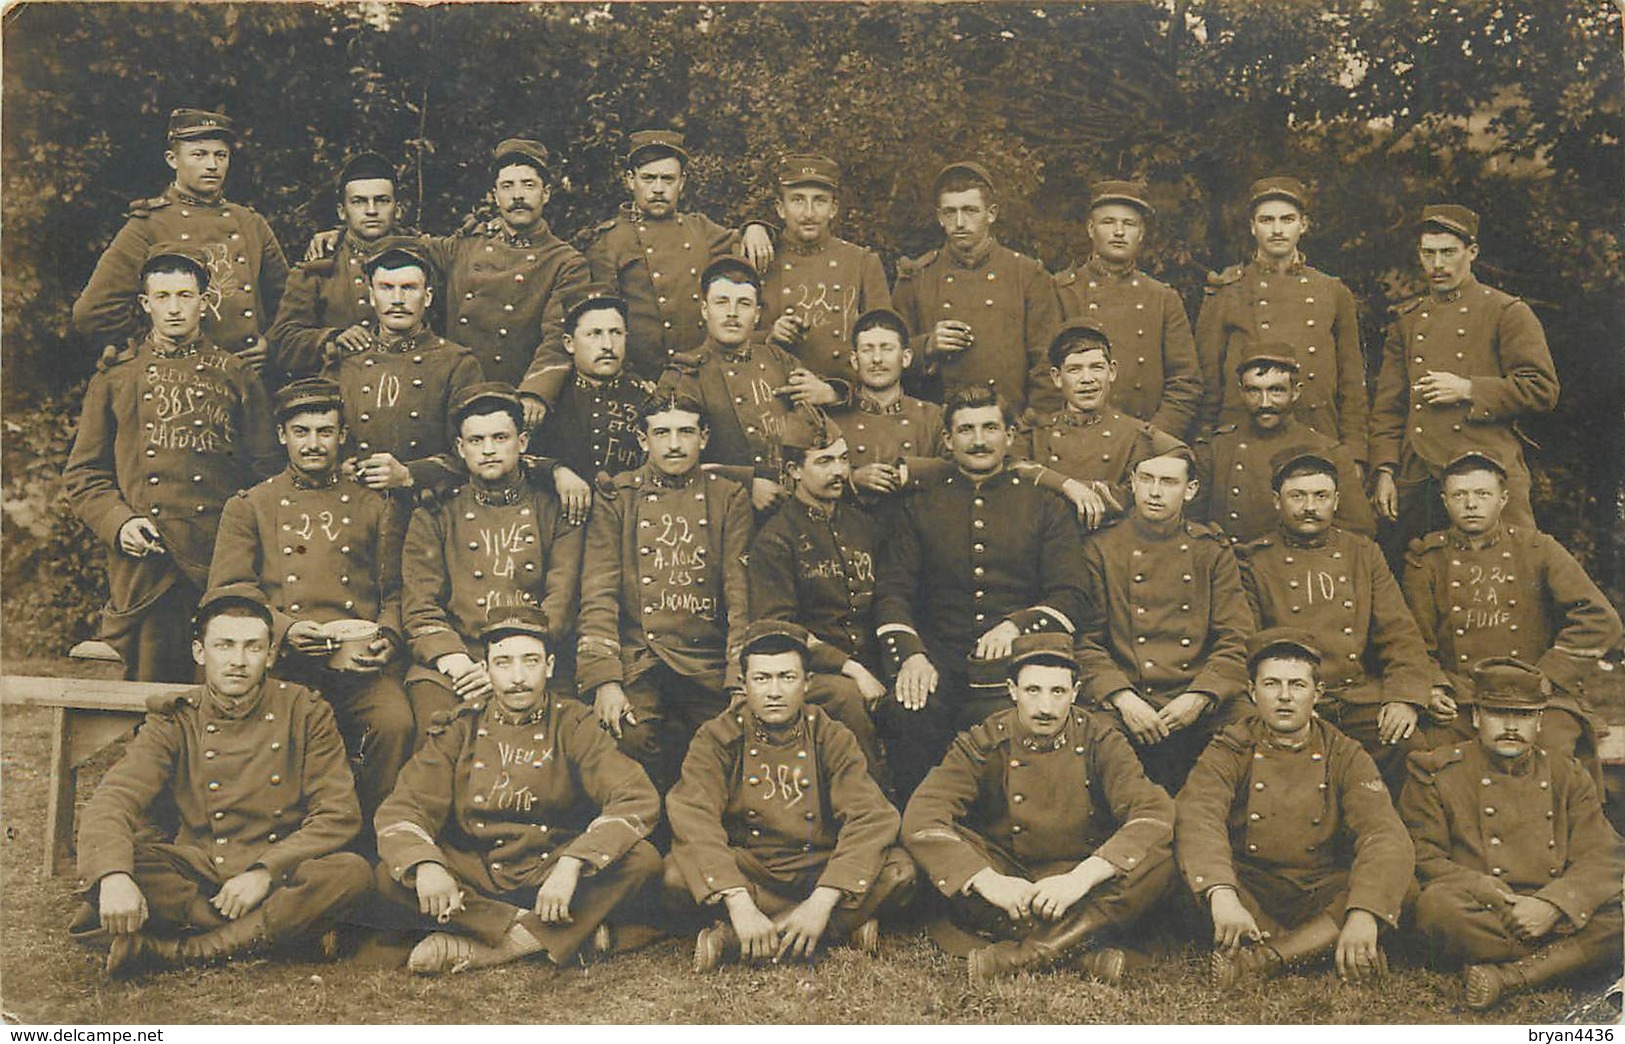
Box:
[324,619,380,671]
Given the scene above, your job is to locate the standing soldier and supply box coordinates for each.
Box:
[400,384,585,742]
[903,633,1175,986]
[76,586,371,977]
[73,109,287,373]
[759,154,892,386]
[1177,629,1415,992]
[268,152,406,379]
[1400,658,1624,1010]
[1195,176,1366,466]
[1402,452,1622,766]
[373,606,662,976]
[893,161,1061,415]
[1052,180,1201,439]
[666,621,914,971]
[65,244,280,682]
[1370,204,1560,556]
[208,377,414,831]
[576,393,754,796]
[1236,448,1437,792]
[1192,345,1374,543]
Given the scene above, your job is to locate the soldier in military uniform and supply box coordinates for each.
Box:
[1176,629,1415,992]
[267,152,406,380]
[1192,345,1375,543]
[65,243,281,682]
[1400,657,1624,1010]
[576,393,754,796]
[73,109,288,373]
[758,154,892,386]
[660,257,847,513]
[1052,180,1201,439]
[666,621,913,970]
[1236,448,1438,793]
[75,586,371,977]
[1402,452,1622,767]
[1194,176,1366,466]
[372,606,662,975]
[208,377,414,830]
[874,385,1089,800]
[1074,439,1252,792]
[1371,204,1560,558]
[892,161,1061,415]
[903,633,1176,986]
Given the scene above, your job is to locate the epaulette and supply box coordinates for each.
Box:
[1405,744,1465,782]
[1203,263,1243,295]
[1238,532,1276,556]
[614,469,646,492]
[895,250,938,279]
[96,341,141,373]
[958,711,1011,760]
[1184,519,1227,540]
[145,689,197,716]
[125,195,172,219]
[1405,530,1450,559]
[1053,266,1079,288]
[667,349,706,375]
[426,701,481,736]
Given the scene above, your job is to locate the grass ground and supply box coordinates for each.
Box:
[2,656,1617,1025]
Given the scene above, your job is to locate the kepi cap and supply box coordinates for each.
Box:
[479,604,552,646]
[337,151,397,189]
[1006,632,1077,678]
[562,282,628,332]
[850,307,910,347]
[1089,179,1154,218]
[1235,342,1299,377]
[1247,626,1322,672]
[1249,176,1309,212]
[274,377,344,423]
[192,582,273,635]
[1048,317,1114,366]
[1420,203,1480,243]
[700,256,761,293]
[492,138,551,176]
[1470,656,1548,710]
[739,619,813,664]
[449,381,524,423]
[935,160,995,195]
[626,129,689,168]
[1442,450,1507,482]
[1269,445,1339,491]
[778,407,843,459]
[362,235,436,279]
[141,242,211,288]
[778,153,840,191]
[167,108,235,143]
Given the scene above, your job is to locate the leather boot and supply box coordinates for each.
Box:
[173,908,271,965]
[104,933,182,978]
[407,921,546,976]
[966,905,1115,985]
[693,920,739,973]
[1465,935,1609,1010]
[1210,914,1342,993]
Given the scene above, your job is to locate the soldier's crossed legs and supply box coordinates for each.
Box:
[1414,886,1623,968]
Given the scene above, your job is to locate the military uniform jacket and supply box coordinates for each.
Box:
[376,695,658,894]
[660,337,852,480]
[760,236,892,384]
[208,469,404,638]
[77,679,360,888]
[401,466,585,668]
[72,185,289,356]
[422,221,590,389]
[1014,405,1166,515]
[1194,257,1366,461]
[576,465,753,693]
[1370,277,1559,478]
[321,330,483,490]
[1400,741,1623,930]
[1237,526,1438,705]
[874,468,1086,676]
[903,706,1173,896]
[1053,258,1202,437]
[750,497,881,672]
[536,371,654,482]
[1075,515,1251,708]
[266,229,380,378]
[64,337,281,617]
[1192,417,1375,543]
[1402,525,1623,705]
[892,242,1062,414]
[667,705,899,903]
[1175,717,1414,927]
[825,392,947,485]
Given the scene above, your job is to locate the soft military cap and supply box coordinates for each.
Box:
[141,242,212,287]
[492,138,551,176]
[778,153,840,190]
[626,129,690,168]
[1269,445,1339,491]
[1442,449,1508,482]
[449,381,524,420]
[778,407,843,457]
[1048,317,1114,366]
[851,307,910,347]
[740,619,813,664]
[1247,626,1322,671]
[192,582,273,635]
[1006,632,1077,677]
[362,235,436,279]
[1090,179,1154,218]
[562,282,628,332]
[1235,341,1300,377]
[935,160,995,195]
[1419,203,1480,244]
[479,604,552,645]
[274,377,344,423]
[337,151,397,189]
[1471,656,1549,711]
[168,108,235,143]
[700,256,761,293]
[1126,428,1195,475]
[1249,175,1309,211]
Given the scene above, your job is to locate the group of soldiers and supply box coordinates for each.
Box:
[59,108,1623,1010]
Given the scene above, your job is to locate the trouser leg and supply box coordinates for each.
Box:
[806,673,890,795]
[876,670,966,803]
[1319,699,1420,798]
[825,846,918,938]
[89,843,227,935]
[406,673,459,751]
[313,667,414,841]
[253,852,373,945]
[616,667,727,797]
[372,861,534,947]
[519,841,663,964]
[122,579,202,684]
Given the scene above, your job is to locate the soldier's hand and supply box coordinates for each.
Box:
[594,682,636,738]
[98,872,148,935]
[1506,895,1563,942]
[1060,479,1115,530]
[286,619,335,656]
[1416,370,1473,406]
[769,313,808,349]
[928,320,974,355]
[1333,909,1386,982]
[211,867,273,921]
[414,862,464,922]
[895,653,939,711]
[968,868,1039,923]
[751,478,786,512]
[533,856,582,924]
[330,323,375,356]
[1157,692,1211,733]
[851,463,901,494]
[236,337,269,374]
[774,886,840,962]
[1426,686,1458,723]
[349,633,395,672]
[117,517,167,558]
[1377,701,1419,744]
[551,465,593,526]
[1032,857,1112,921]
[1208,887,1262,953]
[449,659,494,702]
[973,620,1022,661]
[778,368,838,407]
[1111,690,1170,745]
[305,228,340,262]
[739,224,775,272]
[356,452,414,491]
[724,892,780,962]
[845,662,888,710]
[1371,471,1399,522]
[520,393,548,430]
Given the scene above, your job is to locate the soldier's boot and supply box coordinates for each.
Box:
[966,905,1116,986]
[407,921,545,976]
[103,933,183,978]
[169,908,271,965]
[1210,914,1341,993]
[1465,935,1608,1011]
[849,919,880,957]
[693,921,739,973]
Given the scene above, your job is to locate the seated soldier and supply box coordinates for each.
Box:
[1176,628,1415,992]
[1400,657,1624,1010]
[903,633,1175,986]
[373,605,662,975]
[665,620,915,971]
[74,585,371,977]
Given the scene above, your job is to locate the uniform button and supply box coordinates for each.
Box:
[208,781,221,791]
[205,750,216,759]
